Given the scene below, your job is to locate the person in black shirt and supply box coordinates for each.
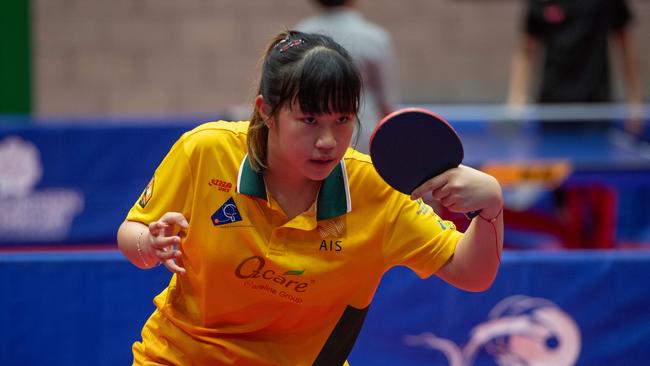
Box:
[507,0,643,131]
[505,0,644,249]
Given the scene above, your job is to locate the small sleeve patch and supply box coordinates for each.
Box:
[138,177,155,208]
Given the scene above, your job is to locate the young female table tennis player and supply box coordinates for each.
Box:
[117,30,503,365]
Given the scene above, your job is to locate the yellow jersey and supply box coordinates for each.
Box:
[126,121,461,365]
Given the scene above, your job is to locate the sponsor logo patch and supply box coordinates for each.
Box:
[318,218,345,238]
[139,177,154,208]
[211,197,242,225]
[235,256,311,304]
[208,178,232,192]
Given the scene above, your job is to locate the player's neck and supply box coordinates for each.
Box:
[263,169,320,220]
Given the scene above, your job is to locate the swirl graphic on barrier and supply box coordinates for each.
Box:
[404,295,581,366]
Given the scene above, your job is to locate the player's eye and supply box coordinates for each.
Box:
[302,117,317,125]
[336,116,350,124]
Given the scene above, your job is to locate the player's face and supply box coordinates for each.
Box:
[267,101,355,181]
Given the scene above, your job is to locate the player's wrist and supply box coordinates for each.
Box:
[478,205,503,223]
[136,230,158,268]
[478,188,503,222]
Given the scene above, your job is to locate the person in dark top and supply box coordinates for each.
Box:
[505,0,644,250]
[508,0,643,131]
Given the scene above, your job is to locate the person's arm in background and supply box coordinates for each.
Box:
[375,35,398,118]
[507,34,540,110]
[613,26,644,134]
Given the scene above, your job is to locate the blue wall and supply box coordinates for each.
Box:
[1,251,649,365]
[1,117,648,247]
[0,251,170,365]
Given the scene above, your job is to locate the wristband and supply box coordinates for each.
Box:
[478,206,503,223]
[477,206,503,264]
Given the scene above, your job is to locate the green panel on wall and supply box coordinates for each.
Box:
[0,0,31,114]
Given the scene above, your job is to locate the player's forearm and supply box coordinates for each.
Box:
[443,209,504,292]
[117,220,152,269]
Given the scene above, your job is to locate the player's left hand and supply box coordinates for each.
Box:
[410,165,503,218]
[147,212,189,274]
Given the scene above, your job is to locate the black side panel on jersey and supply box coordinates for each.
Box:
[312,305,370,366]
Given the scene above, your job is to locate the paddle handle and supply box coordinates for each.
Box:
[466,210,481,220]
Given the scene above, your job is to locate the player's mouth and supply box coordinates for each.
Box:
[310,158,335,165]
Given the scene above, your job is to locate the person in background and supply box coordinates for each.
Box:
[296,0,398,153]
[507,0,643,133]
[506,0,644,249]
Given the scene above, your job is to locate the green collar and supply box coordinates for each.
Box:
[237,155,351,220]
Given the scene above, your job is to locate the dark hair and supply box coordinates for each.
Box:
[314,0,347,7]
[247,30,362,171]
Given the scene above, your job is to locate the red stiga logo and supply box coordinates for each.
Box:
[208,178,232,192]
[234,256,310,293]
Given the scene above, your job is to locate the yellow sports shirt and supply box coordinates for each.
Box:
[126,121,462,365]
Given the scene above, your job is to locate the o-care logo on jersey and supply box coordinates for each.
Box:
[211,197,243,226]
[235,255,312,304]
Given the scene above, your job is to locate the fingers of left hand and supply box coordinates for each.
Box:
[163,259,186,274]
[153,221,174,236]
[155,247,182,261]
[150,235,180,250]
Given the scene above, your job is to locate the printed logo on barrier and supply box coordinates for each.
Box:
[481,161,572,211]
[139,177,154,208]
[211,197,242,226]
[0,136,84,241]
[404,295,581,366]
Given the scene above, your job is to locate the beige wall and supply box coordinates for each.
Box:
[34,0,650,115]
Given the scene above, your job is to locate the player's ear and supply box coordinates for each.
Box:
[255,95,273,128]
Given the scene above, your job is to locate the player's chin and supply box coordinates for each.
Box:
[305,159,338,180]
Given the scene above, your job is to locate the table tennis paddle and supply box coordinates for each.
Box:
[369,107,480,219]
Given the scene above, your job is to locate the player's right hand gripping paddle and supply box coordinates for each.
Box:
[369,107,480,219]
